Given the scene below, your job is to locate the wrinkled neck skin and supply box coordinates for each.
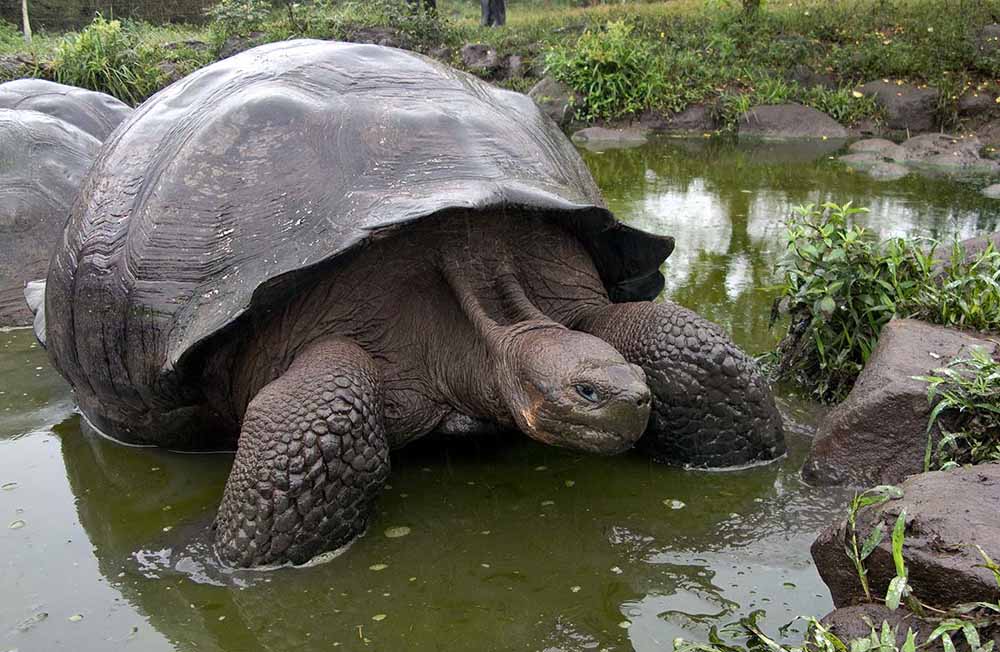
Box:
[438,262,569,431]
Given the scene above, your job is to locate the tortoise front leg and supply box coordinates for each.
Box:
[214,337,389,567]
[574,301,785,468]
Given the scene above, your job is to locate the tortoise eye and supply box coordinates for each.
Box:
[574,383,600,404]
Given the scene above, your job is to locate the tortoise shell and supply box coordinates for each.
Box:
[45,40,672,436]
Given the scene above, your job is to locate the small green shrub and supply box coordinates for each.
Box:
[773,202,1000,403]
[918,347,1000,470]
[544,19,665,120]
[53,16,163,106]
[205,0,272,38]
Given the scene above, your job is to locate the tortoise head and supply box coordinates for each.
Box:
[499,324,651,454]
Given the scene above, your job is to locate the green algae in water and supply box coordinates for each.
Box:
[2,139,998,652]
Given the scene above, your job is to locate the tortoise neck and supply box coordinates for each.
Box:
[437,260,565,425]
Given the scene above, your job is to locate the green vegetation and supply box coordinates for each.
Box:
[773,202,1000,403]
[1,0,999,127]
[919,347,1000,470]
[543,20,665,120]
[675,484,1000,652]
[52,16,164,105]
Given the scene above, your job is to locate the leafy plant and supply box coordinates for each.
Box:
[845,485,903,603]
[205,0,272,38]
[917,347,1000,470]
[52,16,163,106]
[773,202,1000,403]
[544,19,665,120]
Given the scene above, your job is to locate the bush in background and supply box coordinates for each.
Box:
[52,16,163,105]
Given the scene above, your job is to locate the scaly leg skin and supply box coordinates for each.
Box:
[214,337,390,567]
[575,301,785,467]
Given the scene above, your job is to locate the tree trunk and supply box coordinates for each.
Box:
[21,0,31,43]
[480,0,505,27]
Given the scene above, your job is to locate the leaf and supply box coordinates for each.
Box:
[961,623,981,652]
[860,523,885,560]
[891,509,907,578]
[901,628,917,652]
[885,575,907,610]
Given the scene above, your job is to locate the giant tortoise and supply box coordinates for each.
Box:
[0,78,132,140]
[0,108,102,326]
[38,40,784,567]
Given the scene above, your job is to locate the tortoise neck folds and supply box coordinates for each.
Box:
[439,260,651,454]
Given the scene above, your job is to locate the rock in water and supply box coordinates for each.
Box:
[812,463,1000,609]
[737,104,848,140]
[571,126,650,151]
[802,319,998,487]
[856,81,939,132]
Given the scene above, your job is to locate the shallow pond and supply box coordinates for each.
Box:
[3,138,999,652]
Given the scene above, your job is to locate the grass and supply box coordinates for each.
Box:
[772,202,1000,403]
[1,0,999,127]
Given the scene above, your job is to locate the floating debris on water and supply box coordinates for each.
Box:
[534,466,547,471]
[619,621,630,629]
[1,482,17,491]
[663,499,686,510]
[383,526,410,539]
[369,563,388,571]
[540,500,555,506]
[610,566,623,574]
[68,614,83,622]
[564,480,575,487]
[9,519,25,530]
[372,614,386,622]
[570,586,581,593]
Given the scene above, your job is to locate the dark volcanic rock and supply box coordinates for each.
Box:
[737,103,848,140]
[857,81,939,132]
[958,90,997,118]
[802,319,998,487]
[460,43,501,76]
[639,105,716,134]
[977,24,1000,56]
[901,133,999,174]
[848,138,907,161]
[528,76,579,127]
[571,126,649,150]
[812,463,1000,609]
[820,605,930,644]
[348,26,404,48]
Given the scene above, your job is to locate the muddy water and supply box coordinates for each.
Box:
[3,138,998,652]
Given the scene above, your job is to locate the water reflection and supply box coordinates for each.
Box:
[4,138,997,652]
[583,137,1000,353]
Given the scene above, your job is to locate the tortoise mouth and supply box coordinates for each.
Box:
[522,399,651,455]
